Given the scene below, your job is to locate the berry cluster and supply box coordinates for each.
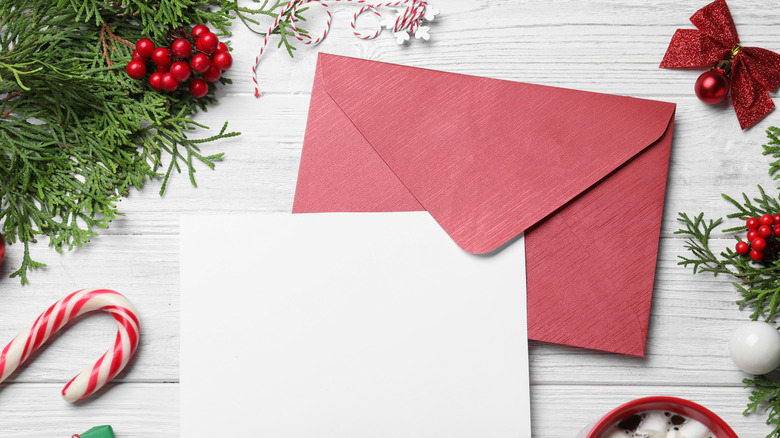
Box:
[125,25,233,98]
[735,214,780,261]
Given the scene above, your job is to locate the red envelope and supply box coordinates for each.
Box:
[293,53,675,357]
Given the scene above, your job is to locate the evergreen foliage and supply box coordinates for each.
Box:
[0,0,300,283]
[677,127,780,437]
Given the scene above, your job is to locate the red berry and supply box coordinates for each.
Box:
[190,53,211,73]
[747,217,760,230]
[170,61,191,82]
[761,214,775,226]
[773,224,780,236]
[156,63,170,73]
[202,64,222,82]
[759,225,774,238]
[196,32,219,54]
[189,78,209,98]
[136,38,155,58]
[753,237,768,251]
[748,230,759,242]
[132,49,147,61]
[151,47,172,67]
[126,60,147,79]
[217,42,229,53]
[161,73,179,92]
[751,249,765,261]
[774,214,780,224]
[192,24,210,38]
[213,51,232,71]
[149,72,163,90]
[171,38,193,59]
[736,241,750,255]
[0,233,5,264]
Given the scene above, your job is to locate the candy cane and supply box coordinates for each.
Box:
[0,289,140,402]
[252,0,434,97]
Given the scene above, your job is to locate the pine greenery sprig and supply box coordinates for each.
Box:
[677,127,780,437]
[0,0,308,284]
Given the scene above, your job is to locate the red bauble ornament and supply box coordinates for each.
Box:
[171,38,193,59]
[0,233,5,265]
[136,38,155,58]
[213,51,232,71]
[189,78,209,98]
[753,237,768,251]
[126,60,147,79]
[196,32,219,54]
[192,24,210,39]
[751,249,765,261]
[202,64,221,82]
[747,217,760,230]
[748,230,760,242]
[694,69,730,104]
[161,73,179,92]
[170,61,192,82]
[149,72,163,90]
[190,53,211,73]
[761,214,775,226]
[736,241,750,255]
[151,47,172,67]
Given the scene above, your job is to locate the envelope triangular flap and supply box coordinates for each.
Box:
[318,54,676,254]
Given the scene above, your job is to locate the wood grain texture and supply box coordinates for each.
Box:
[1,0,779,436]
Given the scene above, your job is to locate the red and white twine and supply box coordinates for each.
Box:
[0,289,140,402]
[252,0,434,97]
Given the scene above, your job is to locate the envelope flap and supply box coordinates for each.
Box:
[318,53,676,254]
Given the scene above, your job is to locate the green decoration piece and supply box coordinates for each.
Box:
[676,126,780,437]
[0,0,308,284]
[76,425,115,438]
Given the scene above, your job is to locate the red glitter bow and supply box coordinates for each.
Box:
[660,0,780,130]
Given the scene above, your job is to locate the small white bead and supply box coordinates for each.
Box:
[729,321,780,375]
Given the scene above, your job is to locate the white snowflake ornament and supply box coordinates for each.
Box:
[414,26,430,41]
[394,30,410,45]
[423,7,439,22]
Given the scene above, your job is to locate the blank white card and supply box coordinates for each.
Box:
[180,212,531,438]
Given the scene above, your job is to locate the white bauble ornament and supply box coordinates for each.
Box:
[729,321,780,375]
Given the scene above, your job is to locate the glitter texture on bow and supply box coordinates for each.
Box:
[660,0,780,130]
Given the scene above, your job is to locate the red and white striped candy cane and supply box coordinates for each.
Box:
[252,0,430,97]
[0,289,140,402]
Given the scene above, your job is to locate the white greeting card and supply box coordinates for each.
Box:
[180,212,531,437]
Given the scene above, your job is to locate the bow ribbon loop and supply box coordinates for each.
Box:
[660,0,780,129]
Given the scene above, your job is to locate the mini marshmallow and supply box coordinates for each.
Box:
[679,419,711,438]
[602,428,627,438]
[636,411,669,438]
[666,428,681,438]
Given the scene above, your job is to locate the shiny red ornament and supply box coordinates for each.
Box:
[189,78,209,98]
[747,230,759,242]
[202,64,221,82]
[736,241,750,255]
[161,73,179,92]
[759,225,774,238]
[213,51,232,71]
[660,0,780,130]
[192,24,209,39]
[753,237,768,251]
[751,249,765,261]
[171,38,193,59]
[149,72,163,91]
[747,217,760,230]
[170,61,191,82]
[0,233,5,265]
[197,32,219,54]
[136,38,155,58]
[126,60,147,80]
[190,53,211,73]
[695,69,730,104]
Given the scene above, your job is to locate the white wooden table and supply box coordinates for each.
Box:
[1,1,778,436]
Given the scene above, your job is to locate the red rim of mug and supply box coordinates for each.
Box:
[585,396,738,438]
